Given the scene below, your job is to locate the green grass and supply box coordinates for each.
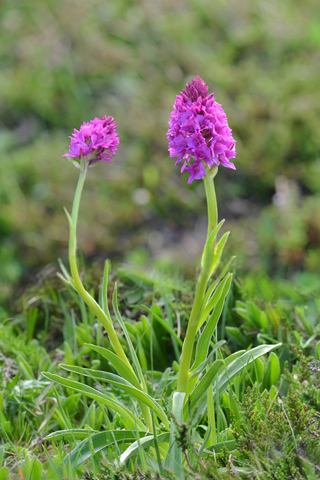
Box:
[1,261,320,479]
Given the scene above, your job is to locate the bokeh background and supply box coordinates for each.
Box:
[1,0,320,305]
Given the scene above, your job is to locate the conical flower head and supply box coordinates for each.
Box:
[167,77,236,184]
[63,115,119,166]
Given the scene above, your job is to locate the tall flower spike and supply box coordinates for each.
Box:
[167,77,236,183]
[63,115,119,166]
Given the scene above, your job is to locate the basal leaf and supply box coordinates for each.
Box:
[84,343,141,389]
[41,371,145,430]
[120,433,170,466]
[59,365,170,429]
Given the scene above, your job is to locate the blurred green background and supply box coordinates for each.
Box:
[1,0,320,305]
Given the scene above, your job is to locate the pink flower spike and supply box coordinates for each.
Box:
[62,115,119,167]
[167,77,236,184]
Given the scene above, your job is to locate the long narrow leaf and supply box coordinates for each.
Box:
[209,231,230,278]
[139,306,183,346]
[162,287,180,361]
[197,344,281,418]
[203,255,235,307]
[201,220,225,271]
[58,259,76,289]
[84,343,141,389]
[194,274,233,362]
[45,429,97,441]
[41,372,145,430]
[43,447,63,480]
[112,284,147,389]
[189,341,226,380]
[215,344,282,397]
[184,360,224,419]
[59,365,170,429]
[165,392,185,477]
[197,273,233,331]
[63,430,149,469]
[207,388,216,447]
[120,433,170,466]
[203,439,237,455]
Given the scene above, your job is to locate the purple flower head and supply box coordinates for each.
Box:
[167,77,236,183]
[63,115,119,167]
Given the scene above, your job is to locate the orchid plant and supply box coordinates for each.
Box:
[42,78,280,479]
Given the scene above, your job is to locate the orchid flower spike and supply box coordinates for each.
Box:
[167,77,236,183]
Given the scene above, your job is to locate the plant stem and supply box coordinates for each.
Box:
[67,164,153,432]
[176,167,218,394]
[69,166,131,367]
[69,162,153,432]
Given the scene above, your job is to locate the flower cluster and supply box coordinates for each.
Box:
[167,77,236,183]
[63,115,119,166]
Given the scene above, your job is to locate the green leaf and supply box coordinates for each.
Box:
[203,439,237,455]
[184,360,224,419]
[139,305,183,346]
[190,341,226,380]
[43,447,63,480]
[206,388,216,447]
[151,411,164,476]
[187,342,225,398]
[253,357,265,383]
[197,273,233,330]
[41,371,145,430]
[57,259,76,289]
[202,255,235,308]
[59,365,170,429]
[264,351,280,389]
[216,344,281,396]
[196,344,281,418]
[165,392,185,477]
[112,284,147,389]
[209,231,230,278]
[195,274,233,355]
[84,343,141,389]
[120,433,170,466]
[0,467,10,480]
[226,326,247,346]
[201,220,225,272]
[63,430,151,469]
[45,429,97,441]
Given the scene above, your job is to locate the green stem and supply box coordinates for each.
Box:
[176,167,218,393]
[69,166,130,366]
[67,164,153,431]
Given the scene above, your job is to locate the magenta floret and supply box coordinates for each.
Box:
[63,115,119,166]
[167,77,236,184]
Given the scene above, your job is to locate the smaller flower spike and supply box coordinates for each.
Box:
[63,115,119,166]
[167,77,236,183]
